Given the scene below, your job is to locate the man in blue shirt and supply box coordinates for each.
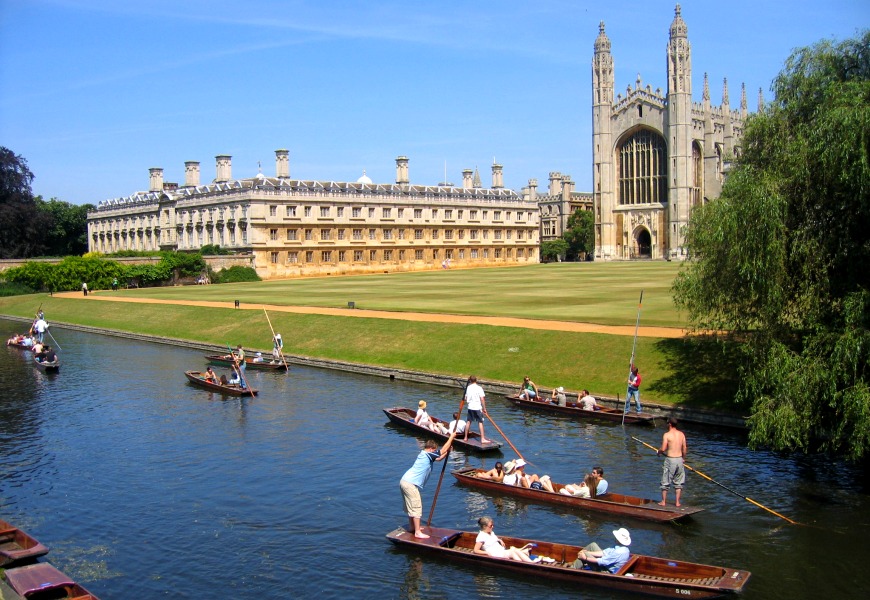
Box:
[577,528,632,573]
[400,430,457,538]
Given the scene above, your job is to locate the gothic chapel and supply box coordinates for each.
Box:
[592,5,756,260]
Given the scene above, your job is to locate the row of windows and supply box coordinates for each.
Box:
[272,205,532,222]
[270,228,529,241]
[269,248,527,264]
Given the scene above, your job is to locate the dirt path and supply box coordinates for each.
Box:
[55,291,687,338]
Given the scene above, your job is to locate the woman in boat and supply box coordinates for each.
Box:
[560,472,598,498]
[413,401,448,434]
[517,376,539,401]
[477,462,505,482]
[501,461,521,486]
[516,460,556,493]
[473,517,540,563]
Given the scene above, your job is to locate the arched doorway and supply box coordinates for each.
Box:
[631,227,652,259]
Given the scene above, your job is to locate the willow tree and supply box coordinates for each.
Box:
[673,32,870,460]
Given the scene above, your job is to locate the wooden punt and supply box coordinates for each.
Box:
[505,394,657,425]
[33,357,60,373]
[0,519,49,567]
[386,525,749,598]
[6,340,34,350]
[184,371,258,397]
[452,467,703,523]
[204,354,288,371]
[4,562,100,600]
[383,407,503,453]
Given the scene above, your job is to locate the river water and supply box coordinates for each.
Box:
[1,318,868,599]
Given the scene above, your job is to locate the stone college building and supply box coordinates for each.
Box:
[87,5,752,271]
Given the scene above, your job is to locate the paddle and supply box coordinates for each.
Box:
[622,291,643,426]
[630,436,800,525]
[262,308,289,370]
[226,343,252,392]
[426,377,470,528]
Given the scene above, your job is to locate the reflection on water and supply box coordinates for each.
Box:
[1,318,869,599]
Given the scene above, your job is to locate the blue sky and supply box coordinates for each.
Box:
[1,0,866,205]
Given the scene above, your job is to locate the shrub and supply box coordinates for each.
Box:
[210,266,261,284]
[0,281,35,296]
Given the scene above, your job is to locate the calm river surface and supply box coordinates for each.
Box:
[1,318,869,599]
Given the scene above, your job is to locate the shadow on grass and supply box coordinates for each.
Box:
[649,336,746,413]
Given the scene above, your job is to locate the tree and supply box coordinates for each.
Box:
[672,32,870,460]
[540,239,569,262]
[0,147,50,258]
[36,197,94,257]
[562,208,594,260]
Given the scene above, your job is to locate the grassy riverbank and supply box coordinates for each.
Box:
[0,263,743,410]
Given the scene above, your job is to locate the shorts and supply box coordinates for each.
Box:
[400,479,423,518]
[530,481,543,490]
[467,409,484,423]
[661,456,686,490]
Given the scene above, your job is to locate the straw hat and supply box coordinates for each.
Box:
[613,528,632,546]
[418,400,427,409]
[514,458,527,469]
[503,461,516,474]
[557,386,564,393]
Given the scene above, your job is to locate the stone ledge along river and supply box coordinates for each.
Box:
[1,318,868,599]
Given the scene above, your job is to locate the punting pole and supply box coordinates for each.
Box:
[630,436,800,525]
[622,290,644,426]
[45,328,62,352]
[485,412,527,463]
[262,308,289,370]
[427,378,469,527]
[226,343,252,392]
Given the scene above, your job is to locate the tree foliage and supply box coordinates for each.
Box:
[562,208,594,260]
[0,147,51,258]
[672,32,870,460]
[540,239,569,262]
[36,196,94,257]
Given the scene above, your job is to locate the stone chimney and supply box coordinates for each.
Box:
[462,169,473,189]
[149,168,164,192]
[548,171,562,196]
[528,178,538,203]
[561,174,574,200]
[184,161,200,187]
[275,149,289,178]
[491,163,503,189]
[395,156,409,185]
[215,155,232,183]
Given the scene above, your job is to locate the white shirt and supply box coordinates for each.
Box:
[465,383,485,411]
[448,419,467,434]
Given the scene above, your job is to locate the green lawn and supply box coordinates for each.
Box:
[104,262,687,327]
[0,262,744,411]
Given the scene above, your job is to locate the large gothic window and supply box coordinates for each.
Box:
[617,129,667,205]
[691,142,703,208]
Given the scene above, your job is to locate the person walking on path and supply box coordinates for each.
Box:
[626,365,642,413]
[399,431,457,539]
[658,417,687,507]
[463,375,489,444]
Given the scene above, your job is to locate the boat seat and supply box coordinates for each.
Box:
[0,528,17,536]
[614,555,639,575]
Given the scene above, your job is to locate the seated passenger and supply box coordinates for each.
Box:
[252,352,265,363]
[513,459,556,493]
[447,412,467,435]
[518,376,539,401]
[21,336,33,347]
[43,347,57,363]
[560,472,598,498]
[579,390,599,411]
[551,386,567,406]
[575,528,632,573]
[229,372,241,385]
[473,516,540,563]
[413,401,448,434]
[204,367,218,383]
[502,461,521,486]
[592,466,608,495]
[477,461,505,482]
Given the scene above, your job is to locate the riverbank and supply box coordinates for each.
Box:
[2,314,746,428]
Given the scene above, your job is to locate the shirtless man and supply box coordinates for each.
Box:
[658,417,687,506]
